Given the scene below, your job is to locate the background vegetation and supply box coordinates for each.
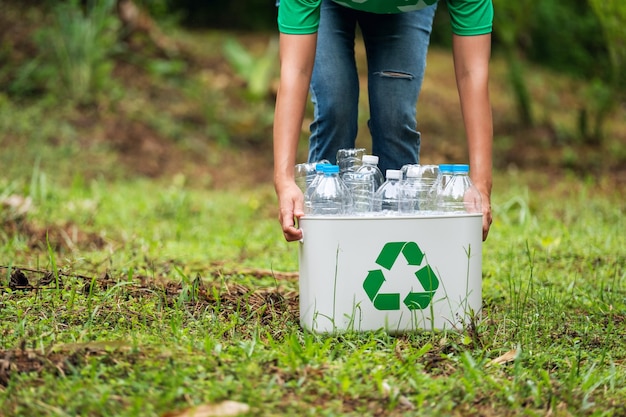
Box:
[0,0,624,416]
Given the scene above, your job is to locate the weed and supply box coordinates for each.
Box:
[34,0,120,104]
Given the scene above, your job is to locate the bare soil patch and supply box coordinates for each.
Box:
[2,217,107,253]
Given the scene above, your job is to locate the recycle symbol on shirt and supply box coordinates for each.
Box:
[363,241,439,311]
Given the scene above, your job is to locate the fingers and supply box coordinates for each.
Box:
[482,205,493,241]
[482,218,490,241]
[279,206,303,241]
[277,186,305,242]
[282,225,303,242]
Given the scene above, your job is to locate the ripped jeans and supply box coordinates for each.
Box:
[308,0,437,174]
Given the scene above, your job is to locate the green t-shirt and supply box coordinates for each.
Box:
[278,0,493,36]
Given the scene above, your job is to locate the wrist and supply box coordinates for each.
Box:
[469,170,491,194]
[471,178,492,203]
[274,173,296,191]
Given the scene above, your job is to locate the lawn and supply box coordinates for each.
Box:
[0,164,624,416]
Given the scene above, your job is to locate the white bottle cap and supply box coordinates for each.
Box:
[362,155,379,165]
[405,165,421,178]
[386,169,402,180]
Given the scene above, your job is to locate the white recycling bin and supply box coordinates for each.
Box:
[298,213,482,333]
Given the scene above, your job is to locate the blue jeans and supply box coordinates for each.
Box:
[308,0,437,175]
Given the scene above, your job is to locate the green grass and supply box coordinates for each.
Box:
[0,162,624,416]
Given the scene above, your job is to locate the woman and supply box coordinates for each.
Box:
[273,0,494,242]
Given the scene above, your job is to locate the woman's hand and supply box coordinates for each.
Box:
[276,180,305,241]
[477,187,492,241]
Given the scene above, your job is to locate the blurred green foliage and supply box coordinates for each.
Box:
[487,0,622,141]
[2,0,617,95]
[9,0,120,105]
[491,0,534,126]
[140,0,278,31]
[0,0,623,146]
[2,0,614,83]
[583,0,626,143]
[222,37,279,100]
[524,0,609,79]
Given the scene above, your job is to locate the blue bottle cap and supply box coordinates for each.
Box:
[325,164,340,174]
[315,162,330,172]
[452,164,470,173]
[439,164,454,172]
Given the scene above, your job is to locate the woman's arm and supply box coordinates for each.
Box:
[452,33,493,240]
[273,33,317,241]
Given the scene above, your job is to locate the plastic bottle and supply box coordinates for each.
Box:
[399,167,428,214]
[419,165,440,190]
[340,154,384,215]
[373,169,403,215]
[430,164,454,211]
[304,162,331,212]
[306,164,352,216]
[401,164,419,180]
[435,164,454,190]
[356,155,385,189]
[336,148,365,176]
[342,170,375,215]
[436,164,482,213]
[295,160,330,193]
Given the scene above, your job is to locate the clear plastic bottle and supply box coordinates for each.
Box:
[336,148,365,176]
[430,164,454,211]
[340,154,384,215]
[356,155,385,189]
[306,164,352,216]
[419,165,440,190]
[304,162,331,212]
[436,164,454,190]
[401,164,419,180]
[400,164,439,209]
[342,170,375,215]
[295,159,330,193]
[374,169,403,215]
[295,162,316,194]
[399,168,428,214]
[436,164,482,214]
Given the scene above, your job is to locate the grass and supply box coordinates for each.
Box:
[0,162,624,416]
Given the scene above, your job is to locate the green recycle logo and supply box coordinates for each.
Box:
[363,242,439,311]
